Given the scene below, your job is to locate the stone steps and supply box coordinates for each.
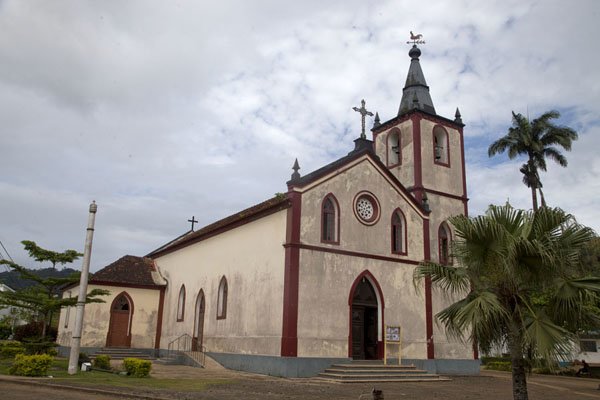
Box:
[91,348,154,360]
[317,361,450,383]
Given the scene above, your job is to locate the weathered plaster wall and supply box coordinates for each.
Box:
[374,119,415,187]
[57,285,161,349]
[299,157,425,259]
[419,119,464,196]
[154,209,287,356]
[297,250,428,359]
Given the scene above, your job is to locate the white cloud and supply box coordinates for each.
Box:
[1,0,599,271]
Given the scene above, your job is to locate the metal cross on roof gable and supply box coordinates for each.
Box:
[352,99,373,139]
[188,216,198,231]
[407,31,426,45]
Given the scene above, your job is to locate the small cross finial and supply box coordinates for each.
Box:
[407,31,426,45]
[188,216,198,231]
[352,99,374,139]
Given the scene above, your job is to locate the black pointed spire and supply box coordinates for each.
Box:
[398,44,436,116]
[373,112,381,128]
[454,107,463,124]
[290,158,301,181]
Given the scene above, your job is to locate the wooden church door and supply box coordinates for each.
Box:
[192,290,205,351]
[106,293,132,347]
[351,278,379,360]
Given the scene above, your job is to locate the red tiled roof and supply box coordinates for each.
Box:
[90,255,165,287]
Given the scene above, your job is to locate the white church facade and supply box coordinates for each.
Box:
[58,43,479,377]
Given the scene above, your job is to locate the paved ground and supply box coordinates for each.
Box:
[2,363,600,399]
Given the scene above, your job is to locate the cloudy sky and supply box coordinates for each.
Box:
[1,0,599,272]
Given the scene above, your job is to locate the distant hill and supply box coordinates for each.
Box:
[0,267,79,290]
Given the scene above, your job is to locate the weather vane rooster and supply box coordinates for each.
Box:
[408,31,426,45]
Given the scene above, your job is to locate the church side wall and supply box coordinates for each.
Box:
[57,284,160,349]
[154,209,287,356]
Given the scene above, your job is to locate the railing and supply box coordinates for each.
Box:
[165,333,206,367]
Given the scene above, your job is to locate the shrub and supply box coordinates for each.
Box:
[0,323,11,340]
[13,322,57,342]
[9,354,53,376]
[485,361,512,371]
[21,337,58,355]
[480,356,510,365]
[0,340,25,359]
[1,345,25,359]
[93,354,111,370]
[122,358,152,377]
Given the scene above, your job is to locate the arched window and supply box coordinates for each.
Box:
[439,223,452,265]
[391,209,407,255]
[387,130,401,167]
[433,126,450,166]
[321,194,339,244]
[217,276,228,320]
[176,285,186,322]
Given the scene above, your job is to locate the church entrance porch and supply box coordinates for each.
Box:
[349,273,382,360]
[106,292,133,348]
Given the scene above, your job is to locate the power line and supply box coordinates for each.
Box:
[0,239,14,273]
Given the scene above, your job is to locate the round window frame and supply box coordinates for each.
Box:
[353,191,380,225]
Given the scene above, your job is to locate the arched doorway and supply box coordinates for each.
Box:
[106,292,133,347]
[192,290,205,351]
[349,274,381,360]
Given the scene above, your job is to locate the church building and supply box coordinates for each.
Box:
[58,43,478,377]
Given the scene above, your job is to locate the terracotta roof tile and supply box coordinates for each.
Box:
[90,255,165,287]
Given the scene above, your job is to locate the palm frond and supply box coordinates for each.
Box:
[523,307,573,361]
[413,262,470,295]
[437,291,509,344]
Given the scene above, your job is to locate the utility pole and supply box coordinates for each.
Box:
[68,201,98,375]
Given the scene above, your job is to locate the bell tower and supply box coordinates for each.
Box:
[372,41,468,253]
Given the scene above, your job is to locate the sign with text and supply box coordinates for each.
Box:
[386,326,401,342]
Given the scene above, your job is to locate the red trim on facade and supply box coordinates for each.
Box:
[347,270,385,359]
[353,191,381,226]
[458,125,469,216]
[407,187,468,202]
[411,114,424,204]
[155,287,165,350]
[432,125,451,168]
[283,242,422,265]
[372,109,463,136]
[423,220,434,359]
[281,190,302,357]
[391,208,408,256]
[438,223,453,265]
[320,193,340,245]
[385,128,402,168]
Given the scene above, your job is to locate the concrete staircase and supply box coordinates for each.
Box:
[317,360,450,383]
[91,348,154,360]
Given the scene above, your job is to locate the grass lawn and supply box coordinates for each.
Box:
[0,357,233,392]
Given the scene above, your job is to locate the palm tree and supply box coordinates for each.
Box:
[414,204,599,400]
[488,111,578,211]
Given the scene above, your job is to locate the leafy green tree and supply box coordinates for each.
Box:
[488,110,578,211]
[0,241,109,339]
[414,205,599,400]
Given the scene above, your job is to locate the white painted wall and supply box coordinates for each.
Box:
[154,209,287,356]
